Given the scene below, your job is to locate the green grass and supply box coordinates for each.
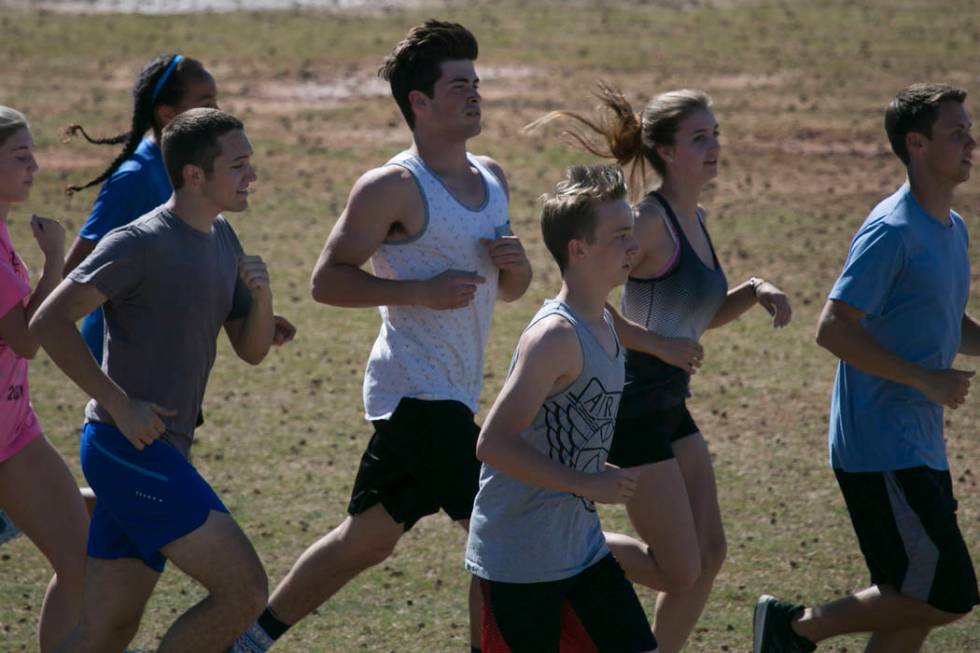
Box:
[2,0,980,650]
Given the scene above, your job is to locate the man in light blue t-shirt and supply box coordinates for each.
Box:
[754,83,980,653]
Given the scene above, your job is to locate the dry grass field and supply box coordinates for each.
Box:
[1,0,979,650]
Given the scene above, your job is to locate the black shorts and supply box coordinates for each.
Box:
[835,467,979,614]
[607,401,700,467]
[348,398,481,531]
[481,554,656,653]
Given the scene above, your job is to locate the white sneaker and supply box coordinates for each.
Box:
[0,510,22,546]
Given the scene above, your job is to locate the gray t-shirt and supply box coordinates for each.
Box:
[68,206,251,458]
[465,300,624,583]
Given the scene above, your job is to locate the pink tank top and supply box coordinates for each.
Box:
[0,221,41,447]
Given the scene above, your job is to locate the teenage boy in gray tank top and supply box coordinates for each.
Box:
[465,165,657,653]
[232,20,532,653]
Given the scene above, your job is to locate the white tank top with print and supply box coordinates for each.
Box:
[363,150,510,420]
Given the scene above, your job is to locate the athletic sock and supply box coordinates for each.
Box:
[258,607,292,641]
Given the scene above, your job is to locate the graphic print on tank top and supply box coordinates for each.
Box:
[543,376,621,512]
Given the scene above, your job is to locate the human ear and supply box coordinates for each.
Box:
[155,104,179,130]
[181,163,205,189]
[408,90,429,113]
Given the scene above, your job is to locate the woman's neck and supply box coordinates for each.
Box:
[657,176,703,221]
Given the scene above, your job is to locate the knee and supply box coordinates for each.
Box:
[239,568,270,618]
[655,548,701,593]
[350,538,397,569]
[925,605,970,628]
[698,534,727,580]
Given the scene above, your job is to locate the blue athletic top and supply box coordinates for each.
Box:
[618,192,728,416]
[79,138,172,362]
[828,184,970,472]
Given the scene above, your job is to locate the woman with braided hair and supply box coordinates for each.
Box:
[64,53,217,361]
[529,85,792,653]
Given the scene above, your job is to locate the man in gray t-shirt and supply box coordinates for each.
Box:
[69,205,252,457]
[32,109,279,653]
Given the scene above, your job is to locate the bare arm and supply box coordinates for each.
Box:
[30,279,175,447]
[476,317,639,504]
[63,235,98,276]
[476,157,532,303]
[816,299,973,408]
[0,216,65,359]
[223,255,275,365]
[310,167,485,309]
[605,303,703,374]
[960,312,980,356]
[709,277,792,329]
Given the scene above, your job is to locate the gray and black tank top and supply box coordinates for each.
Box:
[465,299,623,583]
[619,191,728,416]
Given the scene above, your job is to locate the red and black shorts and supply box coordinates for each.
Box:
[480,554,656,652]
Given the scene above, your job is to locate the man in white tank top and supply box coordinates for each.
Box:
[232,20,531,653]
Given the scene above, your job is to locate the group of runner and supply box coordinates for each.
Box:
[0,17,976,653]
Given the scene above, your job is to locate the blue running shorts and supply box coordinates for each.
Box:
[81,421,227,572]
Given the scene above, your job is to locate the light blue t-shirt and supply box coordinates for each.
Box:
[828,184,970,472]
[79,138,172,362]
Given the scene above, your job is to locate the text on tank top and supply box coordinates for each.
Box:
[464,299,624,583]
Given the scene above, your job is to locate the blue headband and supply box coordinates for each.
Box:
[150,54,184,104]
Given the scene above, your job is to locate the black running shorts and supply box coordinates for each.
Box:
[835,466,979,614]
[348,398,481,531]
[607,401,700,467]
[481,554,656,653]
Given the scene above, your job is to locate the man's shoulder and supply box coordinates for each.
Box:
[471,154,508,191]
[353,163,420,196]
[521,311,580,359]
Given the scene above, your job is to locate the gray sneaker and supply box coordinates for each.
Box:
[0,510,22,546]
[753,594,817,653]
[229,622,275,652]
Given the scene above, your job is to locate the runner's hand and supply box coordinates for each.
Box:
[239,254,271,297]
[581,467,641,505]
[481,236,530,272]
[112,399,177,451]
[273,314,297,346]
[30,215,66,262]
[919,368,974,409]
[756,281,792,328]
[419,269,486,310]
[652,336,704,374]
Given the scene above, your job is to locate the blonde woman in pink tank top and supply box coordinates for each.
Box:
[0,106,89,653]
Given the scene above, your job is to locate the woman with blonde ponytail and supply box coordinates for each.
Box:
[529,86,793,652]
[0,106,89,653]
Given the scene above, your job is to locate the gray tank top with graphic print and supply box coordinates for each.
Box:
[465,299,624,583]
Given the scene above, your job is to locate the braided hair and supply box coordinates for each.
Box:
[65,54,209,195]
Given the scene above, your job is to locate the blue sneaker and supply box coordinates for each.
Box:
[0,510,22,546]
[753,594,817,653]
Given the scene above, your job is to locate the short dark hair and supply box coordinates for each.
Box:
[161,108,243,190]
[540,165,627,274]
[378,20,478,130]
[885,83,967,166]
